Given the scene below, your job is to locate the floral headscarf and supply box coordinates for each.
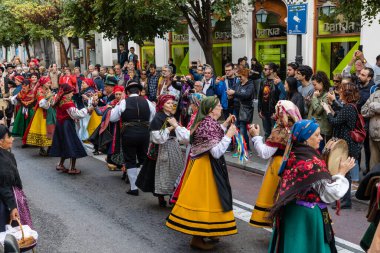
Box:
[265,100,302,149]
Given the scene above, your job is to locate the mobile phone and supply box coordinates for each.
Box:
[329,87,334,93]
[358,45,363,52]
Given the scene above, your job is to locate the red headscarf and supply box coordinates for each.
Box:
[113,86,124,93]
[156,94,175,112]
[39,76,51,86]
[53,83,75,107]
[15,75,24,83]
[83,78,95,88]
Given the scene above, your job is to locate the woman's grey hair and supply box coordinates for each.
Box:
[163,65,173,74]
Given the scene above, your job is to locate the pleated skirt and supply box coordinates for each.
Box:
[87,112,102,138]
[166,154,238,237]
[269,202,332,253]
[25,108,52,147]
[49,119,87,159]
[250,155,282,228]
[11,107,34,137]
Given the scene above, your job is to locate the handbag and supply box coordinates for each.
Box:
[238,103,253,122]
[349,104,366,143]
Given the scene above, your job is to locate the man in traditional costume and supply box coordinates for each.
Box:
[110,81,155,195]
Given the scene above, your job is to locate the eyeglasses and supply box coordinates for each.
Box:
[333,80,341,83]
[264,68,271,71]
[141,73,146,75]
[225,69,232,72]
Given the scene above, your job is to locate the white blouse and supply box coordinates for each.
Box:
[315,174,349,204]
[110,94,156,123]
[67,107,88,120]
[251,136,278,159]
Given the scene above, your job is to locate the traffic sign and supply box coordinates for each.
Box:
[287,4,308,35]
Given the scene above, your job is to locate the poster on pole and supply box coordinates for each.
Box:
[287,4,308,35]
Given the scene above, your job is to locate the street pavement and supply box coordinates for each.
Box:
[13,135,368,253]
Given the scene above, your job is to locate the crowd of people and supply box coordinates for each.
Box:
[1,46,380,252]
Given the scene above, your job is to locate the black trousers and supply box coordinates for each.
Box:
[122,127,150,169]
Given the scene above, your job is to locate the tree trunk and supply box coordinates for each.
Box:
[5,47,8,61]
[202,45,214,67]
[24,40,31,60]
[58,39,68,66]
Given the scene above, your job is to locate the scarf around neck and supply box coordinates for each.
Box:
[190,116,224,157]
[270,143,332,218]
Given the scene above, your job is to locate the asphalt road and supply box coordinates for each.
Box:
[14,140,270,253]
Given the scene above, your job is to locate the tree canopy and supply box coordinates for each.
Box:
[336,0,380,25]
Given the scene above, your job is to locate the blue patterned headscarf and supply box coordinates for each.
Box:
[278,119,319,175]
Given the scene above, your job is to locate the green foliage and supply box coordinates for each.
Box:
[336,0,380,25]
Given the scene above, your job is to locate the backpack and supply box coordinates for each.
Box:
[349,104,366,143]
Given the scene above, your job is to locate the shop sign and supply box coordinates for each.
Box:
[256,28,281,38]
[323,21,359,33]
[172,34,189,42]
[215,32,232,40]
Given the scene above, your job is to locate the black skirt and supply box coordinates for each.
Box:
[49,119,87,159]
[136,158,157,193]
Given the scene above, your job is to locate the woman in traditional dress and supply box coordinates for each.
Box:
[269,119,355,253]
[49,84,91,175]
[76,78,96,141]
[136,94,184,207]
[99,85,125,171]
[10,77,36,142]
[169,93,208,204]
[25,76,56,156]
[166,96,238,251]
[249,100,302,228]
[0,125,33,232]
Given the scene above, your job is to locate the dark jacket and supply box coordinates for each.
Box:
[327,104,362,159]
[250,63,263,80]
[258,78,285,116]
[358,79,375,111]
[234,80,254,108]
[288,92,305,118]
[119,50,128,66]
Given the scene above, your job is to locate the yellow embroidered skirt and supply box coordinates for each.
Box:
[25,108,52,147]
[87,112,102,138]
[166,154,237,237]
[250,155,282,228]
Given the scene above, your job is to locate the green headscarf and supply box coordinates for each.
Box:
[190,96,220,139]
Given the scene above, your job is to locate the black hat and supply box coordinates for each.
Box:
[0,66,4,72]
[125,80,143,91]
[104,75,118,86]
[5,64,14,69]
[356,164,380,201]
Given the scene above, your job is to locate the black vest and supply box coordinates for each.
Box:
[121,96,150,123]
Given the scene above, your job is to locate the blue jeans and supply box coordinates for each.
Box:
[237,121,250,151]
[350,160,360,182]
[262,114,274,139]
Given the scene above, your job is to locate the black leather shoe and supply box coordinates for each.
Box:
[121,172,127,180]
[126,189,139,196]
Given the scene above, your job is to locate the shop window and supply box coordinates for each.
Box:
[256,40,287,80]
[316,37,360,80]
[141,46,155,68]
[171,45,189,76]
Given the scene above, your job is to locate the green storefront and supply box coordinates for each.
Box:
[212,17,232,76]
[315,2,361,80]
[253,0,287,80]
[170,23,189,76]
[141,41,155,68]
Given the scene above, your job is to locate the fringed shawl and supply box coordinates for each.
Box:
[190,116,224,157]
[270,143,332,218]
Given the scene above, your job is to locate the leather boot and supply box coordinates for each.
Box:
[190,236,215,251]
